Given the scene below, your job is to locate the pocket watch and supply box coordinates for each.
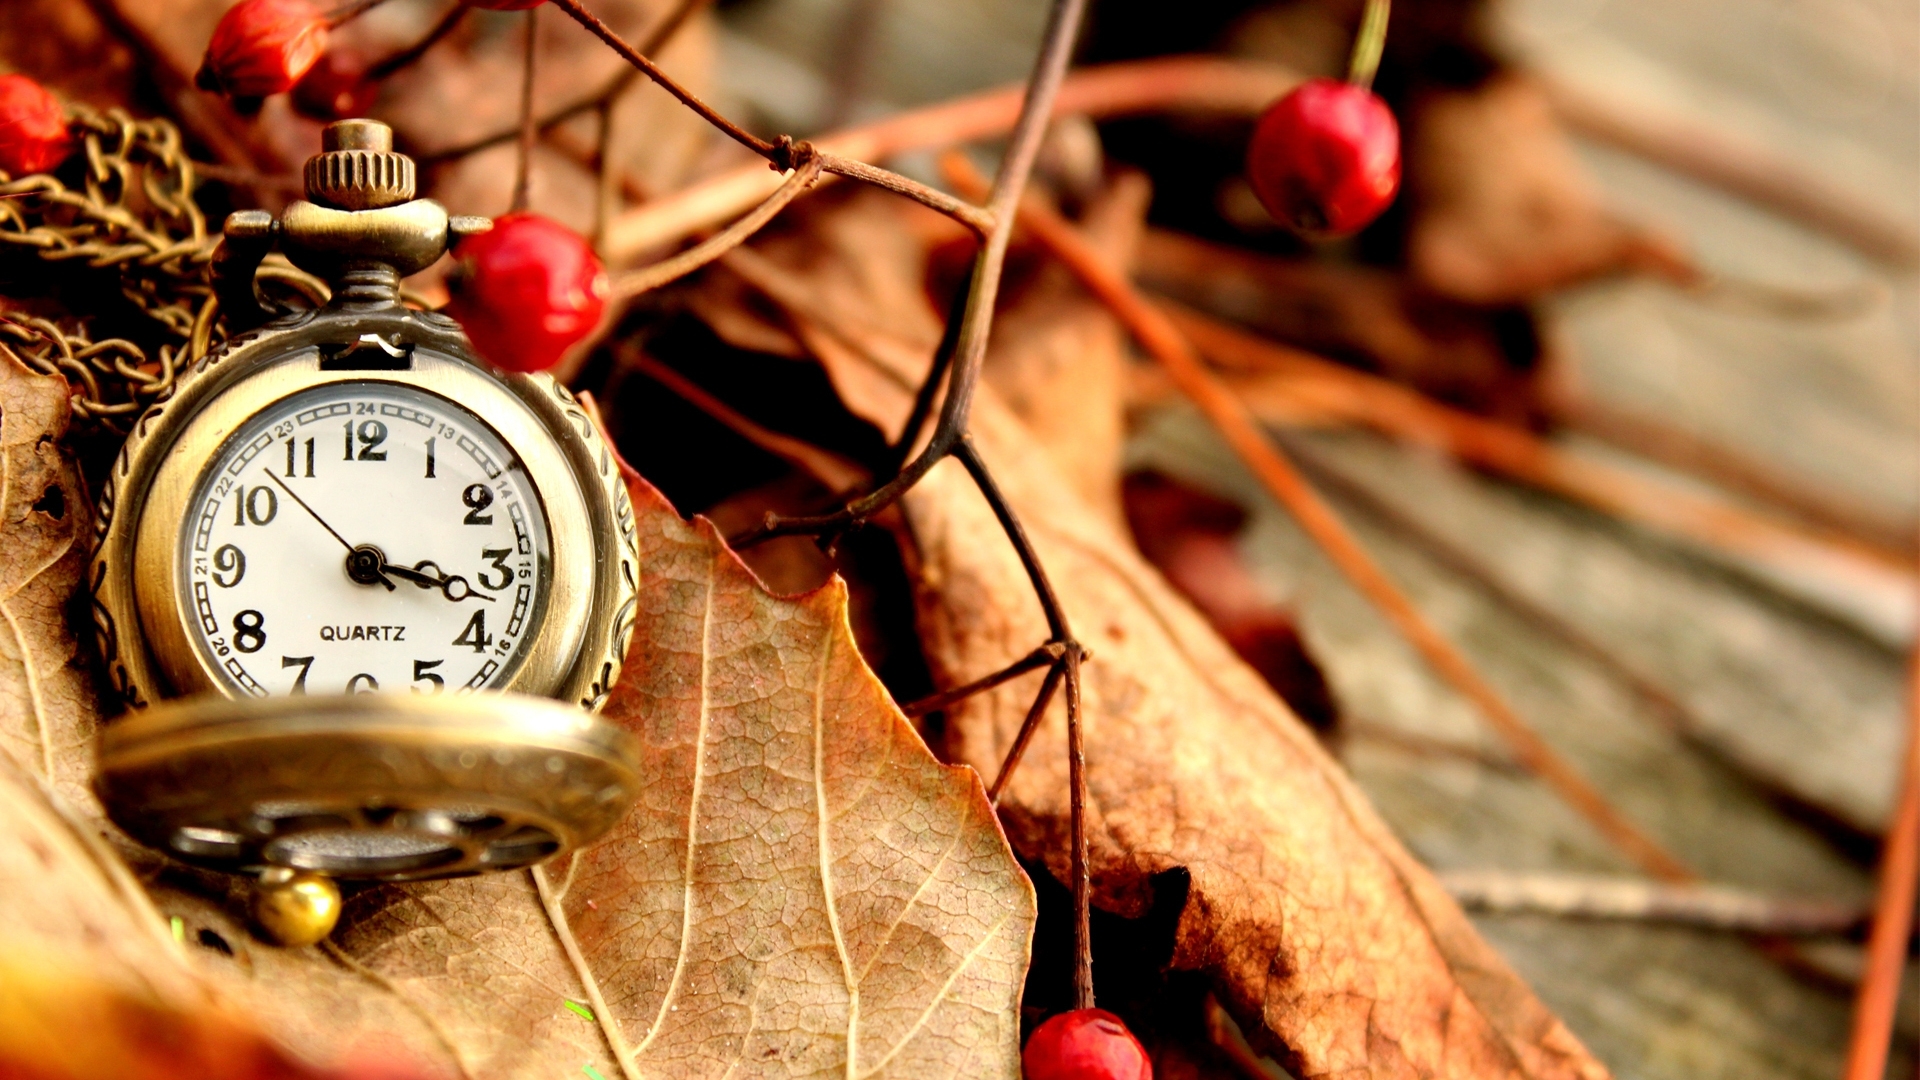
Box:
[88,120,641,916]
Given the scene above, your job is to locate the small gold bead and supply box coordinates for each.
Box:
[251,868,341,947]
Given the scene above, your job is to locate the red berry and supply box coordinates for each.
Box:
[1023,1009,1152,1080]
[196,0,330,99]
[0,75,71,177]
[291,51,378,121]
[444,213,609,374]
[1245,77,1401,238]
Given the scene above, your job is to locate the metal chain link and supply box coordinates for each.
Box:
[0,106,224,432]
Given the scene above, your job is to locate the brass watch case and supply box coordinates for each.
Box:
[91,304,638,713]
[97,691,641,880]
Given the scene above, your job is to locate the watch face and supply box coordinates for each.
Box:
[178,381,552,697]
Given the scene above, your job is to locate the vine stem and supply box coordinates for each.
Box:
[324,0,393,29]
[365,1,467,81]
[1347,0,1391,90]
[546,0,775,159]
[1842,637,1920,1080]
[942,153,1696,885]
[602,56,1299,262]
[611,153,824,298]
[510,6,538,214]
[416,0,715,166]
[706,0,1097,1012]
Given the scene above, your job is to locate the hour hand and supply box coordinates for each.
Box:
[389,559,495,603]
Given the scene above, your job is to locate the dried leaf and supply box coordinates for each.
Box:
[973,172,1150,529]
[0,349,99,803]
[708,189,1609,1079]
[535,467,1035,1079]
[1121,471,1340,735]
[906,394,1609,1080]
[0,343,1032,1076]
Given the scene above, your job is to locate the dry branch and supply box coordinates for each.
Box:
[1843,643,1920,1079]
[603,57,1301,263]
[1440,871,1866,937]
[943,154,1695,883]
[1545,76,1920,268]
[1160,308,1917,643]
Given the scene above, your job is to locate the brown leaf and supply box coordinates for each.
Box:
[0,349,100,803]
[535,467,1035,1078]
[719,178,1146,523]
[904,394,1609,1080]
[1121,471,1341,735]
[0,952,443,1080]
[0,345,1032,1076]
[972,172,1150,529]
[679,183,1609,1078]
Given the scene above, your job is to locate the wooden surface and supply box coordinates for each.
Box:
[1125,1,1919,1072]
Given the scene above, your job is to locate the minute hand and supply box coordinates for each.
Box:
[262,471,397,591]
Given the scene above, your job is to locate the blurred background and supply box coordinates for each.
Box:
[646,1,1920,1072]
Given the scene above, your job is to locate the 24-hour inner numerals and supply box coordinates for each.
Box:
[181,383,551,698]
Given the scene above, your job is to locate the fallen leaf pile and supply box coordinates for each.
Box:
[0,351,1034,1078]
[678,187,1613,1079]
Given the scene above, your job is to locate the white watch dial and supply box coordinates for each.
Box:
[179,381,552,696]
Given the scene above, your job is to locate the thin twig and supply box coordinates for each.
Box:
[1159,306,1917,637]
[989,660,1066,803]
[1843,639,1920,1080]
[1344,718,1527,776]
[818,154,993,238]
[1544,75,1920,269]
[731,0,1093,550]
[1553,393,1916,557]
[510,6,538,213]
[904,643,1062,718]
[611,154,823,298]
[1064,645,1091,1010]
[603,56,1299,262]
[884,277,968,474]
[947,154,1695,883]
[546,0,774,159]
[324,0,393,29]
[365,1,467,80]
[1440,871,1867,937]
[416,0,714,166]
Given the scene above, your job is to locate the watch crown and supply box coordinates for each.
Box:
[305,119,416,211]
